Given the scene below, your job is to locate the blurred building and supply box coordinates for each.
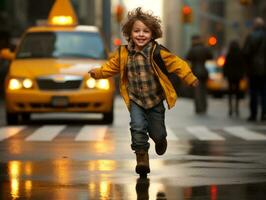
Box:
[225,0,266,46]
[163,0,266,57]
[0,0,100,45]
[163,0,225,57]
[0,0,265,53]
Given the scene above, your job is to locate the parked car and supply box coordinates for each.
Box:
[0,0,115,124]
[206,59,248,98]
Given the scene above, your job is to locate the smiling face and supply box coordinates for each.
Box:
[131,20,152,51]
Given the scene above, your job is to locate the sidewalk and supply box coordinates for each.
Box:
[114,95,254,129]
[165,96,266,128]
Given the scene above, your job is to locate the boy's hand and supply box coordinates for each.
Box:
[191,79,199,87]
[88,69,97,78]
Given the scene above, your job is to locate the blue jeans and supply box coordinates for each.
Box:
[129,100,167,151]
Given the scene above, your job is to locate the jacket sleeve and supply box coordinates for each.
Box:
[160,50,198,85]
[92,48,120,79]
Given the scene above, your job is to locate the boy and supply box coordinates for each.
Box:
[89,7,198,177]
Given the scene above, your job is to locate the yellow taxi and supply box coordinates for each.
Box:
[206,58,248,98]
[0,0,115,124]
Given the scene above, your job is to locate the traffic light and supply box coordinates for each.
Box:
[208,36,217,46]
[115,5,124,23]
[182,5,192,23]
[113,38,122,46]
[239,0,252,5]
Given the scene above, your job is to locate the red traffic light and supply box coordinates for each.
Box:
[208,36,217,46]
[182,5,192,23]
[115,5,124,23]
[113,38,122,46]
[182,6,192,15]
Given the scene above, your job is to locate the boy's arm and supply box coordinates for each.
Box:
[160,50,198,86]
[89,49,120,79]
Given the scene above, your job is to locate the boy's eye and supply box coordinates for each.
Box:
[133,29,150,33]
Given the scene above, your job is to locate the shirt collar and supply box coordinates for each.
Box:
[128,40,153,58]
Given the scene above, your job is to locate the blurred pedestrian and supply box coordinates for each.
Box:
[89,7,199,177]
[223,40,246,117]
[186,35,213,114]
[243,17,266,122]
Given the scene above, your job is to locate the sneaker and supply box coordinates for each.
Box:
[155,138,167,155]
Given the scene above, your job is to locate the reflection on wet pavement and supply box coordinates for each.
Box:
[0,126,266,199]
[0,157,266,200]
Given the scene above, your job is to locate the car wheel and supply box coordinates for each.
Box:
[103,108,114,124]
[212,93,224,98]
[21,113,31,123]
[6,112,19,125]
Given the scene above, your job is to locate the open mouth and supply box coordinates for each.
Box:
[136,39,147,44]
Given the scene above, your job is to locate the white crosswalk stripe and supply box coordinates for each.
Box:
[75,125,107,141]
[25,125,66,141]
[224,126,266,141]
[166,127,179,141]
[0,126,26,141]
[1,125,266,142]
[185,126,225,141]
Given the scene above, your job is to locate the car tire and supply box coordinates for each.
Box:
[212,93,224,98]
[103,108,114,124]
[6,112,19,125]
[21,113,31,123]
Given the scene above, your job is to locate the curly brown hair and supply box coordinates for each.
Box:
[121,7,163,41]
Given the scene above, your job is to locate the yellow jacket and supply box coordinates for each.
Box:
[92,44,198,109]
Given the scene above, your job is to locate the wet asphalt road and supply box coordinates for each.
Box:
[0,97,266,200]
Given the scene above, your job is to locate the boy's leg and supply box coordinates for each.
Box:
[147,101,167,155]
[129,101,150,175]
[130,101,150,151]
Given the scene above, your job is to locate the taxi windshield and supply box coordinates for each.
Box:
[16,31,107,59]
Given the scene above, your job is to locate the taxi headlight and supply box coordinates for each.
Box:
[96,79,110,90]
[23,79,33,89]
[86,78,110,90]
[8,78,34,90]
[86,78,96,89]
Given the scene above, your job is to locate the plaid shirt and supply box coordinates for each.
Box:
[127,41,164,109]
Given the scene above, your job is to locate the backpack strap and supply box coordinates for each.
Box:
[153,42,181,94]
[153,42,170,76]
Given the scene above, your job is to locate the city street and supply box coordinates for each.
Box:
[0,96,266,200]
[0,0,265,199]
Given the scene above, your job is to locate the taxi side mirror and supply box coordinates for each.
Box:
[0,48,15,60]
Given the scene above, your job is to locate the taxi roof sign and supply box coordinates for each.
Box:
[48,0,78,26]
